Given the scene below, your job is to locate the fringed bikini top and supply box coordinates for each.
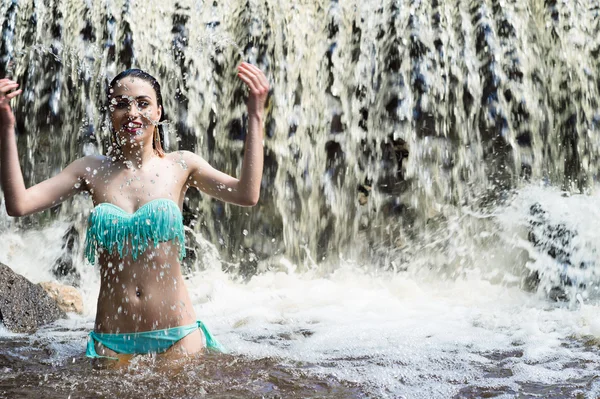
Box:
[84,198,185,265]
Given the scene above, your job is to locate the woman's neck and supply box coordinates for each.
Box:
[115,143,157,170]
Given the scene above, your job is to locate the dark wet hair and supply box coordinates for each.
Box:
[108,69,166,156]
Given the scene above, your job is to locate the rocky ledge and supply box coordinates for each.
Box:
[0,263,66,333]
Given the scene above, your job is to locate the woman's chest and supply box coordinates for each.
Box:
[88,162,188,209]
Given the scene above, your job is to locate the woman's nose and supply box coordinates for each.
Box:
[125,103,140,117]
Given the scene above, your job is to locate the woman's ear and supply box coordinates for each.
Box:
[158,105,163,121]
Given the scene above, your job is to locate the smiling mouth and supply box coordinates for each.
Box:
[123,122,143,132]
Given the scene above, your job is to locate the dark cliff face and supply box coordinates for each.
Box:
[1,0,599,272]
[0,264,66,333]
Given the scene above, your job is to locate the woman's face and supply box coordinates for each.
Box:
[109,77,162,148]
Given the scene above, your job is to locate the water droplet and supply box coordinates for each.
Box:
[118,263,124,272]
[177,160,188,170]
[85,167,91,172]
[74,182,81,189]
[117,306,122,314]
[243,229,248,236]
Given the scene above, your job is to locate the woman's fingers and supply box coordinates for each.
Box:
[242,63,265,82]
[0,82,18,91]
[0,79,18,87]
[236,64,269,115]
[0,79,22,110]
[1,85,19,95]
[6,89,22,100]
[244,64,269,90]
[237,66,259,90]
[0,81,19,96]
[237,70,259,93]
[237,63,268,94]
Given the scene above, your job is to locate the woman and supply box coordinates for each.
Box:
[0,63,269,363]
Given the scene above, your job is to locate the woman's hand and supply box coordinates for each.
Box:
[0,76,87,217]
[237,63,269,117]
[0,79,22,128]
[183,63,268,207]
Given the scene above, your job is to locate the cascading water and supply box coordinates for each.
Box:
[2,0,600,398]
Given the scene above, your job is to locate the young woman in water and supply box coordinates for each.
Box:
[0,63,268,363]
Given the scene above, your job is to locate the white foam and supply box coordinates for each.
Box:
[3,184,600,397]
[186,261,600,397]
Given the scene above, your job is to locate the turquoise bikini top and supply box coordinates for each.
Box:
[84,198,186,264]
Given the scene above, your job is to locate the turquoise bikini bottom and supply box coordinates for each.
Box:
[86,321,226,360]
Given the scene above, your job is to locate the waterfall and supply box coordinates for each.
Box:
[1,0,599,274]
[3,3,600,397]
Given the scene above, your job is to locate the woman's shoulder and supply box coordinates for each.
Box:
[164,150,194,159]
[61,154,109,170]
[70,154,112,169]
[164,150,206,165]
[81,154,111,162]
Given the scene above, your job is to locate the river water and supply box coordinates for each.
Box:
[3,185,600,398]
[2,0,600,397]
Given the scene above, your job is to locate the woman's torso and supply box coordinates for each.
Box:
[84,152,196,333]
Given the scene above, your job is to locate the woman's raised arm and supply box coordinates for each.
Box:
[184,63,269,206]
[0,78,87,216]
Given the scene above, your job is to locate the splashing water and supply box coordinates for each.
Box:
[1,0,600,398]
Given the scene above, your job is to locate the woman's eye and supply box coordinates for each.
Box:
[115,101,129,109]
[137,101,149,108]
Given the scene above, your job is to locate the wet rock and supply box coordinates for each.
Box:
[528,203,578,267]
[182,227,222,275]
[526,203,593,300]
[357,184,371,205]
[39,281,83,314]
[358,191,368,206]
[0,263,66,333]
[51,224,81,286]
